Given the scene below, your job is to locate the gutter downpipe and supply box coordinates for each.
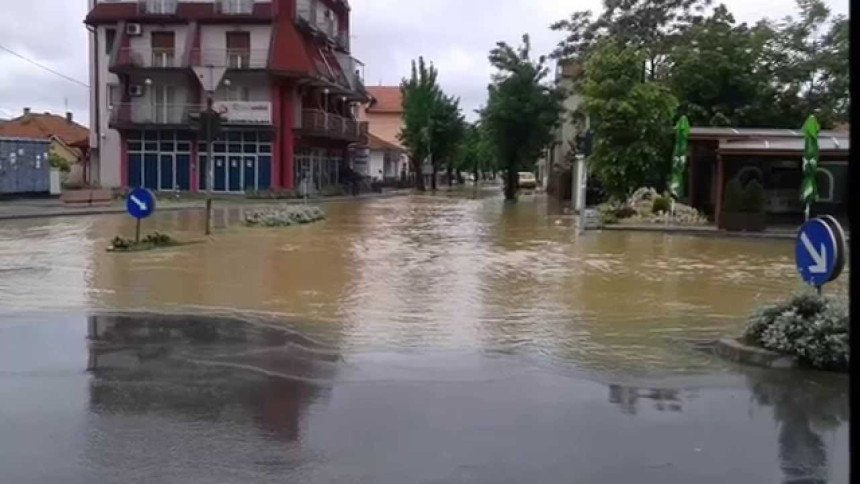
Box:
[87,24,99,187]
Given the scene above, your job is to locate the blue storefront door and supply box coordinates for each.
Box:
[213,156,227,192]
[258,155,271,190]
[228,156,242,192]
[243,156,256,191]
[160,154,174,191]
[129,154,142,187]
[143,154,158,190]
[176,154,191,191]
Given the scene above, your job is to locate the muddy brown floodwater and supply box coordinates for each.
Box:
[0,190,849,483]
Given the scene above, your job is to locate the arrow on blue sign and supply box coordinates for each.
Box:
[126,188,156,220]
[795,218,841,287]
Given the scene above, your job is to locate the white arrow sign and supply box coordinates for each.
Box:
[130,195,148,212]
[800,232,828,274]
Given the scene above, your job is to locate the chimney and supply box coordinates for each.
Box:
[23,107,30,116]
[66,112,73,124]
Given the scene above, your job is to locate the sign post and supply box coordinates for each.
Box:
[126,187,156,243]
[795,216,846,293]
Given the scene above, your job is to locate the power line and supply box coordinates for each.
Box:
[0,44,89,89]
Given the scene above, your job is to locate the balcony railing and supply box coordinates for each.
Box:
[191,49,268,69]
[300,109,367,140]
[110,103,192,127]
[216,0,255,15]
[296,0,341,40]
[334,52,364,91]
[114,47,185,69]
[138,0,178,15]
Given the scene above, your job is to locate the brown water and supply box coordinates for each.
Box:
[0,190,845,377]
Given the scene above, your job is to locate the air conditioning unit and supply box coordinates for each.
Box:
[128,85,144,97]
[126,23,143,36]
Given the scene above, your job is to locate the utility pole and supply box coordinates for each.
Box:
[204,94,215,235]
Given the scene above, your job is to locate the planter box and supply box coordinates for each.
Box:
[719,211,766,232]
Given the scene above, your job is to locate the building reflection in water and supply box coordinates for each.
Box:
[86,313,340,443]
[745,369,847,484]
[608,384,683,414]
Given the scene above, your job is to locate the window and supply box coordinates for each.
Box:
[226,32,251,68]
[151,31,176,67]
[816,168,835,202]
[105,28,116,55]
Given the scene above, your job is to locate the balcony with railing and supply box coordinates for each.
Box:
[215,0,255,15]
[113,47,186,71]
[137,0,178,15]
[296,0,342,40]
[110,103,193,128]
[299,109,368,142]
[191,49,268,69]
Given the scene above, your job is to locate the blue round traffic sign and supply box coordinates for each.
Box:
[126,188,156,220]
[795,218,839,287]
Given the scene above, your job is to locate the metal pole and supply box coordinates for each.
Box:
[135,218,141,244]
[205,94,214,236]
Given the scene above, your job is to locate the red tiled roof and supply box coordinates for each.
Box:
[367,132,403,151]
[85,2,274,25]
[0,112,89,146]
[366,87,402,113]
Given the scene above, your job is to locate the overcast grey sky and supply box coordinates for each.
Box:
[0,0,848,126]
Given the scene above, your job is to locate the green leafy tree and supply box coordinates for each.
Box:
[399,57,441,192]
[581,40,678,200]
[484,35,564,201]
[552,0,713,80]
[430,94,465,188]
[667,5,783,126]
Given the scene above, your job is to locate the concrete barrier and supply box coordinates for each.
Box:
[715,337,799,369]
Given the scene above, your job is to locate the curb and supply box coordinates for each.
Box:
[714,336,799,369]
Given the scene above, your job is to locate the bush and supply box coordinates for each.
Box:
[742,180,766,213]
[722,179,744,213]
[744,293,848,371]
[651,196,671,214]
[244,206,325,227]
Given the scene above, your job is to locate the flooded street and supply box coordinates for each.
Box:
[0,191,849,483]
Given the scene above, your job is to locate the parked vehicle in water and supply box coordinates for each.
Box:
[518,171,537,190]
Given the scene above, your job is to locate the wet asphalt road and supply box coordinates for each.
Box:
[0,312,848,484]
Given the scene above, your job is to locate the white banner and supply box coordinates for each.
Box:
[213,101,271,124]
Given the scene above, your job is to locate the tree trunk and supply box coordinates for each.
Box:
[431,163,438,191]
[456,169,464,185]
[473,166,479,186]
[504,169,518,201]
[446,166,453,187]
[413,157,425,191]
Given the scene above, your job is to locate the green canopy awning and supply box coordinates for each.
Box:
[800,115,820,207]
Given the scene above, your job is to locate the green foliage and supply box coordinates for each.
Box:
[580,40,677,200]
[722,179,744,213]
[48,153,71,173]
[399,58,465,191]
[745,293,848,371]
[109,232,174,252]
[651,196,671,214]
[484,35,565,201]
[723,179,766,213]
[244,207,325,227]
[742,179,766,213]
[554,0,849,129]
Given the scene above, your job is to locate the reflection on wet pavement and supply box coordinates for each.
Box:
[0,192,849,482]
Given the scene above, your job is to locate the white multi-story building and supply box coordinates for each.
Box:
[85,0,368,193]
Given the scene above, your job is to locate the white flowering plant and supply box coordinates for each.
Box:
[745,293,849,371]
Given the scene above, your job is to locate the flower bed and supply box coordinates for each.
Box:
[244,206,326,227]
[743,293,848,371]
[108,232,179,252]
[598,187,709,226]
